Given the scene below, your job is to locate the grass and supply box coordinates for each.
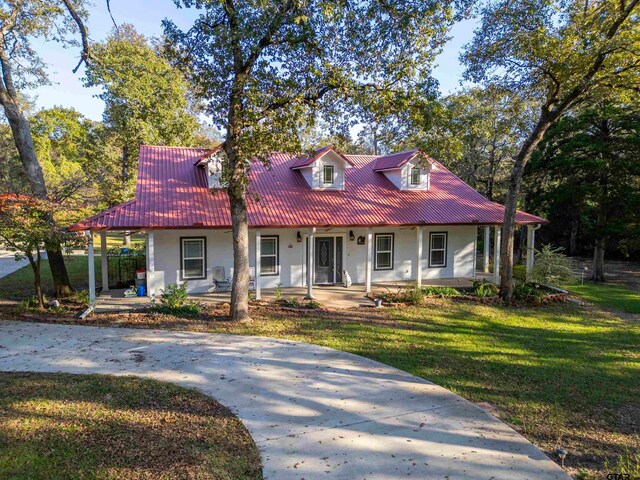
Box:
[0,256,101,300]
[565,281,640,314]
[53,300,638,478]
[0,372,262,480]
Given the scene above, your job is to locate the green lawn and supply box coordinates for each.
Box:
[89,300,637,477]
[0,256,101,300]
[0,372,262,480]
[565,281,640,314]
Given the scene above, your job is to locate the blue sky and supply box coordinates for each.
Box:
[27,0,474,122]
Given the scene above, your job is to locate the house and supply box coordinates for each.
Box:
[70,145,545,302]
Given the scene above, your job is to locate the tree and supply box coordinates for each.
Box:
[84,24,205,203]
[0,0,93,297]
[164,0,469,320]
[0,195,75,309]
[527,100,640,280]
[462,0,640,300]
[421,86,534,202]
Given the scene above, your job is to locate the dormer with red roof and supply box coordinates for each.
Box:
[290,145,355,190]
[374,149,434,191]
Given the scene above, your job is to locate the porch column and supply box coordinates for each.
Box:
[86,231,96,304]
[416,226,423,286]
[365,228,373,294]
[306,227,316,299]
[526,224,538,277]
[483,226,491,274]
[100,231,109,292]
[146,232,155,297]
[255,230,261,300]
[493,226,501,284]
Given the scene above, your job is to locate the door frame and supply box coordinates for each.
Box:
[301,232,347,286]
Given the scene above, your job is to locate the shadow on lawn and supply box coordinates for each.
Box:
[0,372,263,480]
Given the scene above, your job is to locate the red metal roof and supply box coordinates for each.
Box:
[70,145,546,231]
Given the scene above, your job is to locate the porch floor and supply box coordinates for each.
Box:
[94,276,487,313]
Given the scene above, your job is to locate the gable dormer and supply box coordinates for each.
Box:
[290,145,354,190]
[374,150,434,191]
[195,145,226,189]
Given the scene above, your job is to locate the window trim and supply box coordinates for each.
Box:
[322,164,335,185]
[260,235,279,276]
[180,236,207,280]
[428,232,448,268]
[374,233,394,271]
[410,166,421,186]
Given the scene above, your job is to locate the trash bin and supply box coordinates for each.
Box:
[136,269,146,280]
[137,285,146,297]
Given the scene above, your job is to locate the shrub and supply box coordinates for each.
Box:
[513,264,527,284]
[284,297,301,308]
[306,299,321,309]
[151,282,201,318]
[407,287,425,305]
[273,282,283,300]
[150,303,202,318]
[529,245,577,286]
[473,281,499,297]
[74,290,90,306]
[422,286,460,296]
[513,283,545,301]
[159,283,189,308]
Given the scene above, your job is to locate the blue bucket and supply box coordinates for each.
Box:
[137,285,146,297]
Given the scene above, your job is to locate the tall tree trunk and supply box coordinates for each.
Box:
[592,237,606,282]
[569,216,579,256]
[26,251,44,309]
[225,88,251,321]
[0,96,73,297]
[229,189,251,321]
[500,114,554,301]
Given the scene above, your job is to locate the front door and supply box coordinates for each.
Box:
[315,237,335,284]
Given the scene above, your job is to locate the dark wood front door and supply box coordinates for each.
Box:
[315,237,335,284]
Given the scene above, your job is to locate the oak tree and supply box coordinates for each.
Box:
[164,0,469,320]
[462,0,640,300]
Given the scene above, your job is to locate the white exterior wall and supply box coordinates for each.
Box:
[150,226,477,293]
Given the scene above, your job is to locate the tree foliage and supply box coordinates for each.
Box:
[462,0,640,300]
[527,99,640,278]
[84,24,207,203]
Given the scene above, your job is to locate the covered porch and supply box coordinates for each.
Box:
[85,224,541,310]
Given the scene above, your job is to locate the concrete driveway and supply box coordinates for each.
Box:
[0,320,569,480]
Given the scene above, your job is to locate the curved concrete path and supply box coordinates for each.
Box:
[0,320,569,480]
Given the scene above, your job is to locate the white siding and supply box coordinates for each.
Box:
[151,226,477,293]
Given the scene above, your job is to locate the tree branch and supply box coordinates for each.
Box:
[59,0,94,73]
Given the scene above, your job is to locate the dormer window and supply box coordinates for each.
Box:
[290,145,354,190]
[323,164,335,185]
[410,166,421,186]
[373,149,434,191]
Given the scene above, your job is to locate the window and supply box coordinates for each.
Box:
[260,236,279,275]
[180,237,206,279]
[374,233,394,270]
[322,164,335,185]
[410,166,421,186]
[429,232,447,268]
